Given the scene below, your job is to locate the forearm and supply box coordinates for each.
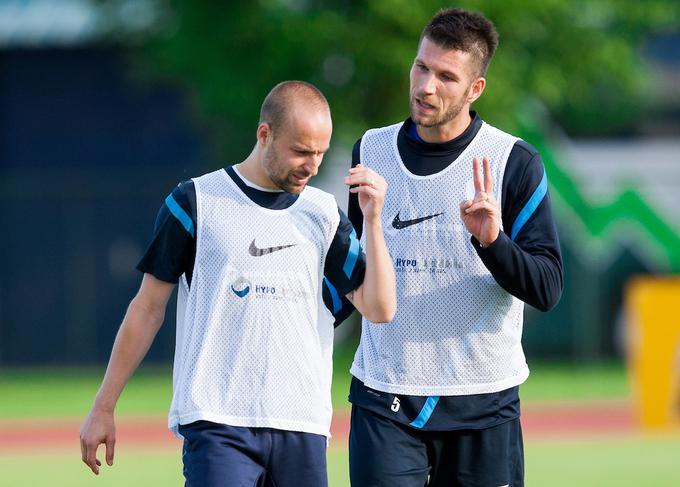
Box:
[354,219,396,322]
[91,296,166,412]
[474,231,563,311]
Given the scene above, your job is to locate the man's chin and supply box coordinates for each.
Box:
[281,183,305,194]
[412,116,439,128]
[410,111,434,127]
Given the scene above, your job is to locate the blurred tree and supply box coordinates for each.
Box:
[137,0,680,164]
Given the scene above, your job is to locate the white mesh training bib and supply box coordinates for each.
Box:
[169,169,339,437]
[351,121,529,396]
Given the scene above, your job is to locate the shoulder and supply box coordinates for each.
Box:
[478,121,520,146]
[354,121,404,165]
[511,139,541,162]
[504,139,544,186]
[362,121,404,142]
[165,180,195,211]
[304,184,336,202]
[498,138,547,218]
[192,168,230,188]
[173,179,195,199]
[168,179,196,213]
[303,185,340,215]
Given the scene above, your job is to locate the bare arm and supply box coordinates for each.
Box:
[79,273,175,474]
[344,164,396,323]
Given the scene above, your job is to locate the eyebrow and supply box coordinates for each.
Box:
[293,145,329,154]
[415,58,460,82]
[441,70,459,81]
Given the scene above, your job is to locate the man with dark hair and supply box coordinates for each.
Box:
[422,7,498,77]
[347,8,563,486]
[80,80,396,487]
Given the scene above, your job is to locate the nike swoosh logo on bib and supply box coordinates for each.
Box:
[391,212,443,229]
[249,240,298,257]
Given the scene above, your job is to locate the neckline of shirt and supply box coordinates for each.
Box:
[402,111,482,155]
[223,166,299,210]
[231,165,284,192]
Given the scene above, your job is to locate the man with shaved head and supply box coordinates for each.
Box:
[80,80,396,486]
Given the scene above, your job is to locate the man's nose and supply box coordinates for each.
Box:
[304,155,321,176]
[422,72,437,95]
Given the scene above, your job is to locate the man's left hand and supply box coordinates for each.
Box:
[459,157,500,247]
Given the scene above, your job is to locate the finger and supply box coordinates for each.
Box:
[473,191,488,204]
[348,165,371,180]
[344,176,372,187]
[473,187,497,203]
[345,172,382,188]
[464,200,498,214]
[344,170,368,184]
[354,175,386,192]
[483,157,493,194]
[105,436,115,466]
[472,158,483,193]
[86,443,100,475]
[350,186,385,207]
[460,200,472,219]
[349,185,380,198]
[80,437,87,464]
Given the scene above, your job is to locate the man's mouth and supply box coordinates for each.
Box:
[291,173,310,186]
[415,97,436,111]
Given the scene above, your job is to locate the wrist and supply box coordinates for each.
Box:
[478,230,500,248]
[92,397,116,414]
[363,218,383,230]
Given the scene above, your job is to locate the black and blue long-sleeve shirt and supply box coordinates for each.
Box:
[347,113,563,430]
[137,166,364,326]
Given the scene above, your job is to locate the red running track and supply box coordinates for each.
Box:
[0,401,636,453]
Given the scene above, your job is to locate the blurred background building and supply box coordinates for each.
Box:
[0,0,205,364]
[1,0,679,366]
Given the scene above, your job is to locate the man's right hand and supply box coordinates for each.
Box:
[80,409,116,475]
[77,274,174,475]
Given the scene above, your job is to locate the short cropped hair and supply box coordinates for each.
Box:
[259,81,329,136]
[421,8,499,77]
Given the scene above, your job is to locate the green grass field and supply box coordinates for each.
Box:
[0,350,631,418]
[2,435,680,486]
[2,348,679,486]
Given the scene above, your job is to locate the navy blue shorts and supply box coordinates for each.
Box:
[179,421,327,487]
[349,405,524,487]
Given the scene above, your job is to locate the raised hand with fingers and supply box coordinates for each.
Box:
[344,163,387,225]
[459,157,500,247]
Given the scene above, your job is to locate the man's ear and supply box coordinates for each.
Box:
[257,123,272,146]
[467,77,486,105]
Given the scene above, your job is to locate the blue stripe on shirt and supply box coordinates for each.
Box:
[343,228,360,278]
[165,193,195,237]
[323,277,343,314]
[409,396,440,428]
[510,170,548,241]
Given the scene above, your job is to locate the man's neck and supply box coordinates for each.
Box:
[415,110,472,144]
[236,152,279,191]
